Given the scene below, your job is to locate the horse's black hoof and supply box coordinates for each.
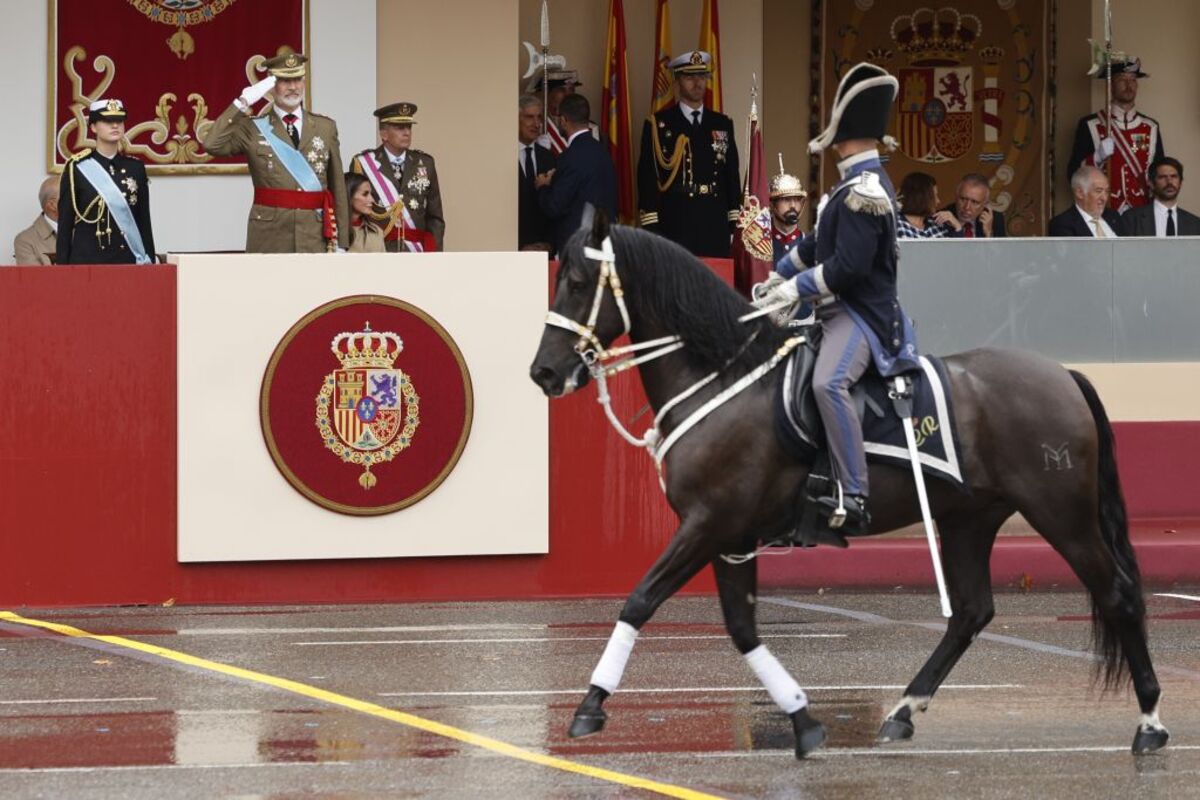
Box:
[1132,726,1169,754]
[567,710,607,739]
[877,716,915,743]
[791,707,827,759]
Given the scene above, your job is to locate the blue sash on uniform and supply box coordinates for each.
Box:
[252,117,322,192]
[74,158,151,264]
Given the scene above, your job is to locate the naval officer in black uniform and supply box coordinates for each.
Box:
[636,50,740,258]
[57,99,156,265]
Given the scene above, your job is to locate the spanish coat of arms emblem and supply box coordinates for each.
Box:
[315,323,420,489]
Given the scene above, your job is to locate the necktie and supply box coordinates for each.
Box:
[1093,217,1106,238]
[690,110,701,128]
[1167,208,1176,237]
[524,145,535,183]
[962,223,974,238]
[282,113,299,147]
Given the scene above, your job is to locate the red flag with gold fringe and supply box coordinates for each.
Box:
[698,0,723,113]
[649,0,673,115]
[730,93,771,298]
[601,0,634,224]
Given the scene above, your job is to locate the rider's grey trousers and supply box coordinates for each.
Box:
[811,302,871,496]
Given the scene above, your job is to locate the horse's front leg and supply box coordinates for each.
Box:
[568,518,717,739]
[714,551,826,758]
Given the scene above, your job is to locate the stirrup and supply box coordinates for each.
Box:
[814,484,870,537]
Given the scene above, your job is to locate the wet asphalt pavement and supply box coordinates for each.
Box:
[1,590,1199,799]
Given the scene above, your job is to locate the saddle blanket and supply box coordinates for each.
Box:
[774,351,966,490]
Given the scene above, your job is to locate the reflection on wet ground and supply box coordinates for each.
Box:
[0,591,1198,798]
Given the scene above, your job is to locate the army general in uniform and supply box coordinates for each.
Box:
[203,52,350,253]
[637,50,740,258]
[57,99,156,265]
[349,102,445,252]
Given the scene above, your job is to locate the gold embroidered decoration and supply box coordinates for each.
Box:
[648,116,690,192]
[125,0,241,60]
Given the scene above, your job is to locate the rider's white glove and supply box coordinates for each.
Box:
[1096,137,1116,163]
[754,277,800,309]
[751,272,786,303]
[236,75,277,111]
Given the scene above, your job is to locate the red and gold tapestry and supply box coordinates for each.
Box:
[49,0,307,174]
[817,1,1050,235]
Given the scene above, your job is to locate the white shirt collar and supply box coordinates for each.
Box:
[1153,199,1178,236]
[566,128,589,146]
[837,148,881,178]
[383,146,407,165]
[678,101,705,122]
[1075,204,1116,237]
[43,213,58,233]
[275,105,303,123]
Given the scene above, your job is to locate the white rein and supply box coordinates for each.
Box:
[543,237,804,488]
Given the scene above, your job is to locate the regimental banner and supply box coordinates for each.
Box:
[49,0,307,174]
[818,1,1050,234]
[261,296,473,516]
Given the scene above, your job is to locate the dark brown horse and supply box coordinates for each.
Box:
[528,214,1168,758]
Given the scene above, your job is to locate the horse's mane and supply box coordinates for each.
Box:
[563,224,791,372]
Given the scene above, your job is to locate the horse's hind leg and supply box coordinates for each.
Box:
[567,518,717,739]
[1022,497,1167,753]
[879,504,1009,743]
[714,552,826,758]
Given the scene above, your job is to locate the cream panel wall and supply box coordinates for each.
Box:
[1,0,377,259]
[377,0,519,252]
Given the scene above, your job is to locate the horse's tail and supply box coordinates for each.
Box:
[1069,369,1145,690]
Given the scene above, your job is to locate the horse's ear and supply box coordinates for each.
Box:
[579,203,596,237]
[587,205,611,248]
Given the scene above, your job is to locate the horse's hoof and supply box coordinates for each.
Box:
[877,716,915,743]
[1132,726,1170,754]
[791,707,827,759]
[567,710,607,739]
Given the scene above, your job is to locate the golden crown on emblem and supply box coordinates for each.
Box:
[890,8,980,66]
[331,324,404,369]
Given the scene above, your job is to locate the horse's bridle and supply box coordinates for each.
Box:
[541,236,805,482]
[543,236,684,378]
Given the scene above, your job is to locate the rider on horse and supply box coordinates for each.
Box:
[755,63,919,533]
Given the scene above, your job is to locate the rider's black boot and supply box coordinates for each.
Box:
[815,493,870,537]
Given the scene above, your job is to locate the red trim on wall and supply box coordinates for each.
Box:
[0,264,1196,607]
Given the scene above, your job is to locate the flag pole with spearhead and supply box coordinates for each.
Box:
[540,0,550,137]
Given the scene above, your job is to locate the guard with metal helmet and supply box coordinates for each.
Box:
[57,99,156,265]
[636,50,740,258]
[755,63,920,535]
[768,157,807,263]
[349,102,444,252]
[203,51,350,253]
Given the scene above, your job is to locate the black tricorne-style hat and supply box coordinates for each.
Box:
[808,63,899,153]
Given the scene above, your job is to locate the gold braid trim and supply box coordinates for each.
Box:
[648,116,690,193]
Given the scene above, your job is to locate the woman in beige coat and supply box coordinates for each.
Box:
[345,172,386,253]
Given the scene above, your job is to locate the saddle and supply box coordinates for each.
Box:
[772,325,965,548]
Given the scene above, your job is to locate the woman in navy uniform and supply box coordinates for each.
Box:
[756,63,918,533]
[57,99,156,265]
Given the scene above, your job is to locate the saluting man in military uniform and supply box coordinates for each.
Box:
[57,99,156,265]
[203,52,350,253]
[756,63,919,534]
[349,102,445,252]
[637,50,740,258]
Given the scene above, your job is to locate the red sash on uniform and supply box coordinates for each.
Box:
[254,188,337,240]
[383,227,438,252]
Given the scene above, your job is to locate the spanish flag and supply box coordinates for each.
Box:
[698,0,723,113]
[649,0,673,115]
[601,0,634,223]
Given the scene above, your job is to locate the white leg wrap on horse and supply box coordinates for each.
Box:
[745,645,808,713]
[590,621,639,694]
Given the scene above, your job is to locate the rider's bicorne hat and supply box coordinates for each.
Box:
[808,62,899,154]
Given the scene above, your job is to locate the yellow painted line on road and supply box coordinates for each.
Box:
[0,611,723,800]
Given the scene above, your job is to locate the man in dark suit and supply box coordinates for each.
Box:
[1118,156,1200,236]
[636,50,741,257]
[942,173,1006,238]
[1048,165,1122,237]
[537,93,617,255]
[518,94,556,252]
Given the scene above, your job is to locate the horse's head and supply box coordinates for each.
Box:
[529,208,628,397]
